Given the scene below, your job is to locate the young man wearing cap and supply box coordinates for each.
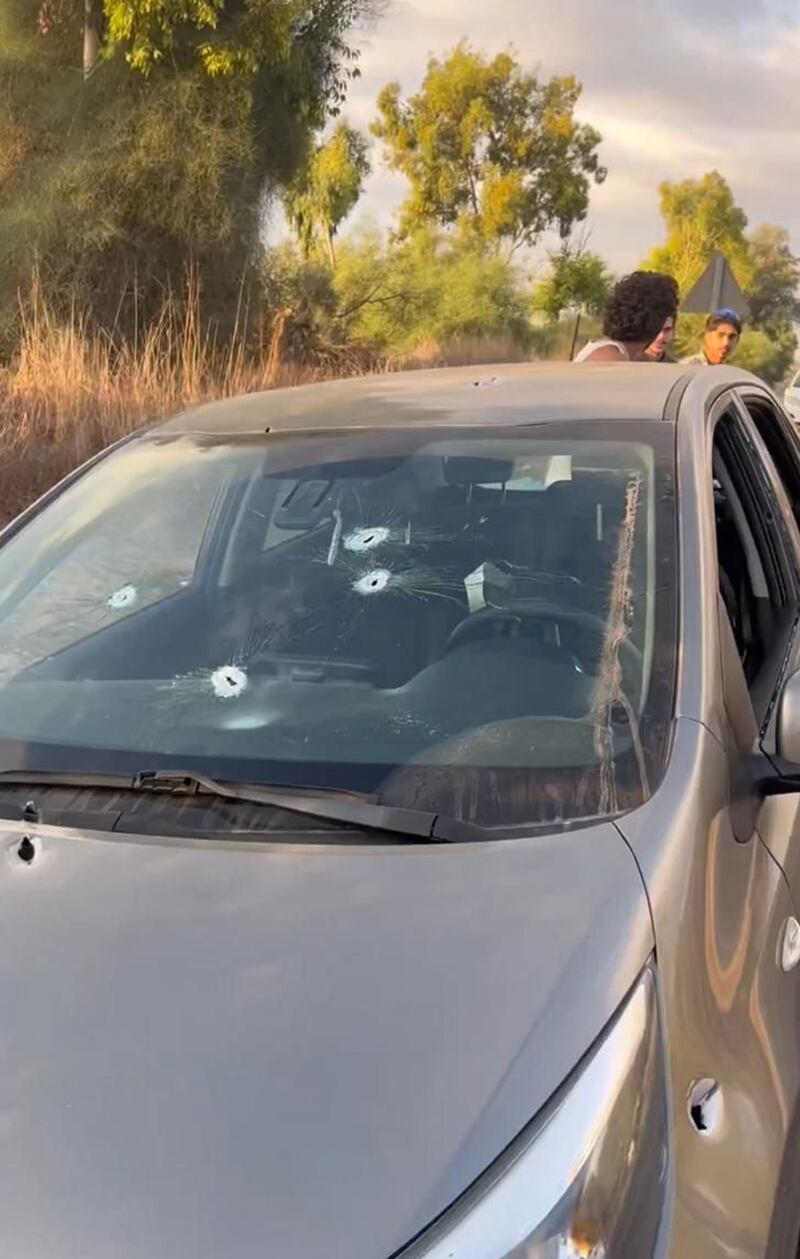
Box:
[683,309,742,366]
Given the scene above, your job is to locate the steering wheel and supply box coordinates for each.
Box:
[443,599,643,693]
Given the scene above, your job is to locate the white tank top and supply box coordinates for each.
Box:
[573,338,630,363]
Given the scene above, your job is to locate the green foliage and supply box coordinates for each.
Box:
[642,171,752,296]
[341,228,533,350]
[533,247,612,320]
[262,238,338,319]
[731,327,797,386]
[371,42,605,251]
[283,121,370,267]
[265,226,534,355]
[103,0,228,73]
[102,0,368,114]
[746,224,800,329]
[0,0,373,345]
[0,57,266,339]
[739,225,799,383]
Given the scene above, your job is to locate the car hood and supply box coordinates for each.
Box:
[0,820,653,1259]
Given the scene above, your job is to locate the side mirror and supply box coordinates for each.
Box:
[756,669,800,796]
[777,669,800,763]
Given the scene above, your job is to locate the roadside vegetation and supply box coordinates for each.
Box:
[1,1,797,521]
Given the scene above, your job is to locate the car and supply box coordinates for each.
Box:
[786,368,800,424]
[3,360,800,1258]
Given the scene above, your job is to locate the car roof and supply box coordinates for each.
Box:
[154,361,765,436]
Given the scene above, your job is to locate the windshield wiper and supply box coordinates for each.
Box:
[0,769,490,843]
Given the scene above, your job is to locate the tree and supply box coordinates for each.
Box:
[642,171,752,296]
[371,42,605,252]
[264,226,535,361]
[733,327,797,386]
[533,246,611,320]
[66,0,376,87]
[533,243,612,359]
[0,0,378,344]
[746,224,800,329]
[283,121,370,268]
[83,0,102,76]
[736,225,799,384]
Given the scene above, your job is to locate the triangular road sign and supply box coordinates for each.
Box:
[681,251,749,318]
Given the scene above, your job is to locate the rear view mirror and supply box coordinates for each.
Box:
[443,457,514,487]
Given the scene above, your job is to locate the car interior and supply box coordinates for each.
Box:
[25,460,639,666]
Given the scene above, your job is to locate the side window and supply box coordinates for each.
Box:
[738,392,800,543]
[712,409,799,722]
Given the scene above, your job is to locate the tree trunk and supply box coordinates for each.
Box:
[569,310,582,361]
[325,227,337,272]
[83,0,102,79]
[265,307,293,386]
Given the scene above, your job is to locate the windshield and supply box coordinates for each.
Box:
[0,421,676,830]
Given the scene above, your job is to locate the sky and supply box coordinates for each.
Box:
[290,0,800,273]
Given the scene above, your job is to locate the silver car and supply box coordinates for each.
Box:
[3,362,800,1258]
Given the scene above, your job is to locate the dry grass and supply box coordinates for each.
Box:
[0,287,540,527]
[0,286,313,524]
[390,333,531,371]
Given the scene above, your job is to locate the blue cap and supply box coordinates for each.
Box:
[707,308,742,332]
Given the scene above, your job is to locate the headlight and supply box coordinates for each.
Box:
[405,967,668,1258]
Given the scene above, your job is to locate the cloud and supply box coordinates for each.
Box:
[338,0,800,268]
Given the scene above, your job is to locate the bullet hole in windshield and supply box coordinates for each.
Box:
[107,584,138,611]
[344,526,391,554]
[353,568,393,596]
[16,836,37,866]
[211,664,249,699]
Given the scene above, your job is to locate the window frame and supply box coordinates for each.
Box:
[709,395,800,731]
[734,388,800,558]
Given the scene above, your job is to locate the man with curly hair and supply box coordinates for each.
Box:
[575,272,679,363]
[644,313,677,362]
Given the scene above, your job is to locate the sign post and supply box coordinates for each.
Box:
[681,251,749,317]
